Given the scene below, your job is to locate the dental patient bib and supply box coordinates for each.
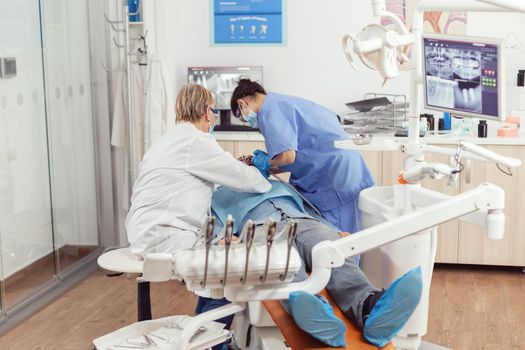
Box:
[212,180,305,232]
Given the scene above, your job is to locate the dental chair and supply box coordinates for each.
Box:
[94,219,396,350]
[96,252,391,350]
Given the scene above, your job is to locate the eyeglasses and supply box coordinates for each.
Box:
[209,107,219,115]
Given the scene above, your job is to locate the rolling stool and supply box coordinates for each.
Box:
[97,248,152,321]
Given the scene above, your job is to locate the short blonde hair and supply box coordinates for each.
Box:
[175,84,215,123]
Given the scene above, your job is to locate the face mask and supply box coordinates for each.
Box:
[245,111,258,128]
[208,107,218,134]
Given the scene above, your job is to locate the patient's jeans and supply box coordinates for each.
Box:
[280,218,380,328]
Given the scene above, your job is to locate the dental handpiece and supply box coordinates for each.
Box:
[448,143,464,187]
[200,216,215,288]
[221,217,234,287]
[241,220,256,285]
[280,220,298,281]
[261,219,276,283]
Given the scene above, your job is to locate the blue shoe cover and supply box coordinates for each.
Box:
[288,291,346,347]
[364,266,423,347]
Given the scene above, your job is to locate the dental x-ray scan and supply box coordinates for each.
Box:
[423,35,502,120]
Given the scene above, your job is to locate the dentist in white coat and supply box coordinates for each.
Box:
[126,84,271,257]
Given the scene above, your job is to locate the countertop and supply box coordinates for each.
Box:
[214,130,525,146]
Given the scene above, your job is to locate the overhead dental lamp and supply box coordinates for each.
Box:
[342,3,414,85]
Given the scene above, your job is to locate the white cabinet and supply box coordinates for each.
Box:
[381,149,460,264]
[217,141,235,155]
[457,146,525,266]
[381,146,525,266]
[358,151,382,186]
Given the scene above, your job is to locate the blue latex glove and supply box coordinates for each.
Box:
[364,266,423,347]
[252,150,271,178]
[287,291,346,347]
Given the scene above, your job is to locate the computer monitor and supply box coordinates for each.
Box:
[422,34,505,121]
[187,66,263,110]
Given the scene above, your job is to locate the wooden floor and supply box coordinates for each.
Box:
[427,265,525,349]
[0,265,524,350]
[3,246,98,308]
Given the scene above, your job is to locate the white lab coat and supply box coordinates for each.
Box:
[125,122,271,257]
[111,70,127,148]
[144,55,174,151]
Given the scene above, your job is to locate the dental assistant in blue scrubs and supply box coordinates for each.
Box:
[230,79,374,233]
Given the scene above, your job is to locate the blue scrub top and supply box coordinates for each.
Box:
[258,92,374,211]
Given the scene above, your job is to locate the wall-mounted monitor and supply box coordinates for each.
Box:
[422,34,505,121]
[187,66,263,131]
[188,66,263,110]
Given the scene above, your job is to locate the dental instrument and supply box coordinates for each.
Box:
[200,216,215,288]
[260,219,277,283]
[280,220,298,281]
[240,220,255,285]
[221,217,234,287]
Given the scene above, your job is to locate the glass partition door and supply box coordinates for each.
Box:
[0,0,100,314]
[42,0,99,275]
[0,0,57,310]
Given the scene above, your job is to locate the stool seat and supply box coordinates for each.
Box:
[98,248,143,273]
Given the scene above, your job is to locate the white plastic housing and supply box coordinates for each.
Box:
[175,243,302,291]
[486,211,505,240]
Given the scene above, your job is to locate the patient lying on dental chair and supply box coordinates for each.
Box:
[203,180,422,348]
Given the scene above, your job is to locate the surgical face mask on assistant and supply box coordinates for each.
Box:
[244,111,258,128]
[238,100,258,128]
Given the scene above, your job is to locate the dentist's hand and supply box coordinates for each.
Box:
[252,150,271,178]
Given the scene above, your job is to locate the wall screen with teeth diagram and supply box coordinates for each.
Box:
[213,0,283,44]
[423,35,503,121]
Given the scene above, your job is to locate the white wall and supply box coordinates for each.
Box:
[148,0,525,117]
[148,0,410,117]
[467,12,525,115]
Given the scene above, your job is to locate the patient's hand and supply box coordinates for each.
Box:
[238,155,253,166]
[338,232,351,237]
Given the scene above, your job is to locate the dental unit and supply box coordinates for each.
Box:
[95,1,524,349]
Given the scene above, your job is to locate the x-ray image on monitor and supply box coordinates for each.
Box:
[425,46,482,113]
[423,34,504,121]
[188,66,263,110]
[453,50,481,81]
[426,46,454,79]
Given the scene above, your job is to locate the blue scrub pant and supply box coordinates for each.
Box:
[319,198,362,233]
